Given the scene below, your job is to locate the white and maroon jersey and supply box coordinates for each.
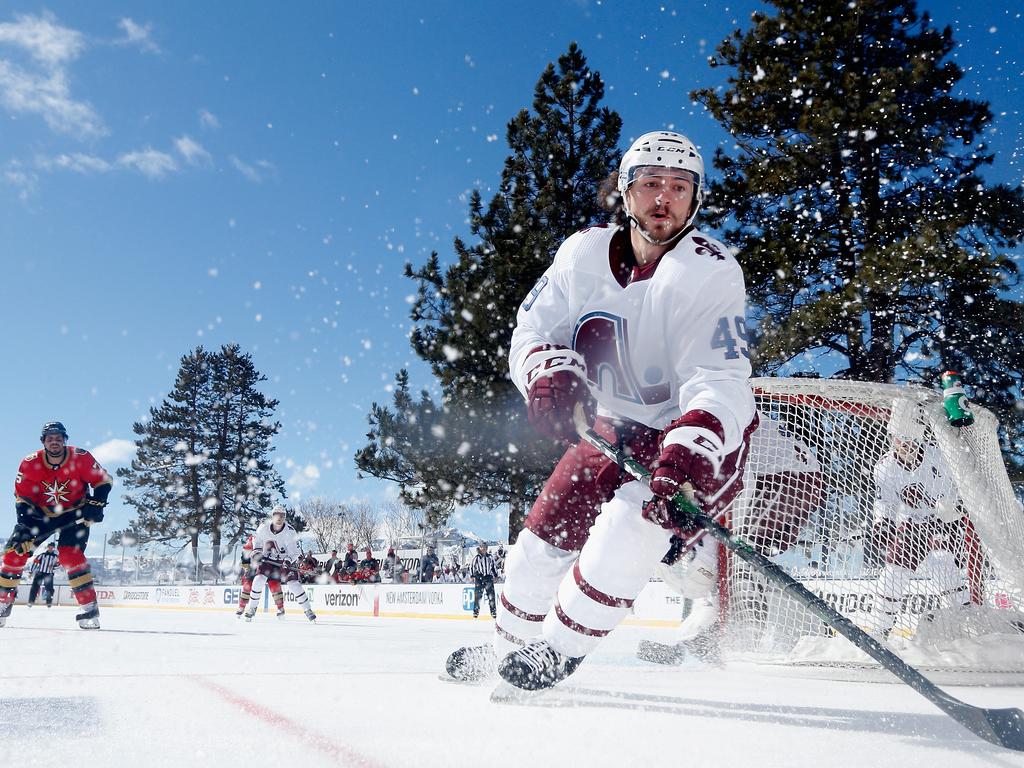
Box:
[509,224,755,451]
[873,442,959,524]
[749,416,820,475]
[251,521,301,564]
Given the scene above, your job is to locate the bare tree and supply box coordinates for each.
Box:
[379,500,425,544]
[297,497,347,553]
[337,501,382,550]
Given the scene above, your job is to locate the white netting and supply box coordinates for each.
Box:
[721,377,1024,677]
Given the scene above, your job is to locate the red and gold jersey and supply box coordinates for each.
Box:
[15,446,112,518]
[240,535,254,565]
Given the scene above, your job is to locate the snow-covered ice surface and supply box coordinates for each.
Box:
[4,606,1024,768]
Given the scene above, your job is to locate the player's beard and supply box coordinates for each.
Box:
[634,202,689,244]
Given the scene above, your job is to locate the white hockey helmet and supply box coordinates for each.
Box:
[617,130,704,236]
[887,398,926,443]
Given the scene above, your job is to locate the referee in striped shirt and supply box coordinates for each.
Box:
[28,542,59,607]
[470,542,498,618]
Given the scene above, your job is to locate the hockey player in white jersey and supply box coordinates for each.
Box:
[243,507,317,622]
[444,130,757,689]
[867,399,970,638]
[637,415,825,665]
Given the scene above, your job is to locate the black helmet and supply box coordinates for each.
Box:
[40,421,68,442]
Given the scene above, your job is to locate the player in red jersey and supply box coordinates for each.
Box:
[1,422,112,629]
[235,534,287,619]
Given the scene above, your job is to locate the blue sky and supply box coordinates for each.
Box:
[1,1,1021,555]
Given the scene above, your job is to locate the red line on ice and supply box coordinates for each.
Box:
[190,675,385,767]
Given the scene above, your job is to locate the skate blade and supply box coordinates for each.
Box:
[489,681,571,705]
[78,620,101,630]
[437,672,491,686]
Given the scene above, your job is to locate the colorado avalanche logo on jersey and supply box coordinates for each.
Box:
[572,311,670,405]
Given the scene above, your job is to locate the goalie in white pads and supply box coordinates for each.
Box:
[868,399,971,639]
[638,414,825,665]
[243,507,317,623]
[445,130,757,690]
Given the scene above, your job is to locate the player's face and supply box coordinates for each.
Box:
[42,433,66,456]
[627,169,695,240]
[892,436,922,463]
[271,511,285,529]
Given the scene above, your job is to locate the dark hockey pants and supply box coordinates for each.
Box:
[474,576,496,617]
[28,573,54,605]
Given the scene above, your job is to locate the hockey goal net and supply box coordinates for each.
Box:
[720,377,1024,681]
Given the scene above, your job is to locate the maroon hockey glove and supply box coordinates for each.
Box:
[644,416,725,531]
[523,345,595,442]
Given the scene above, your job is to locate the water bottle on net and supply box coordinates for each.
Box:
[941,371,975,428]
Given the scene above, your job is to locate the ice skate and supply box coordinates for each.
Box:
[26,602,33,608]
[498,640,583,691]
[235,606,245,618]
[243,606,257,622]
[636,639,687,666]
[671,597,723,665]
[0,601,12,628]
[277,607,287,620]
[444,644,497,683]
[76,606,100,630]
[304,608,317,622]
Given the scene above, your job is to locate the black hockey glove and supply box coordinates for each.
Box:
[81,496,106,523]
[16,500,44,526]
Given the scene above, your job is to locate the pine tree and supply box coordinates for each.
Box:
[692,0,1024,469]
[357,44,623,539]
[206,344,286,569]
[117,345,286,572]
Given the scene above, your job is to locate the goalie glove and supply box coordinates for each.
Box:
[523,345,594,442]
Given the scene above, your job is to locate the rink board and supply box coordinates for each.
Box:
[14,581,686,626]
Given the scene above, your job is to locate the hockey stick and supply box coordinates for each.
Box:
[573,413,1024,751]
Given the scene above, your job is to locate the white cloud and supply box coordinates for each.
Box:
[286,463,321,499]
[0,11,84,67]
[0,12,105,138]
[116,147,177,179]
[3,159,37,198]
[230,155,275,183]
[174,134,211,165]
[90,438,136,466]
[116,18,160,54]
[198,108,220,130]
[37,151,111,174]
